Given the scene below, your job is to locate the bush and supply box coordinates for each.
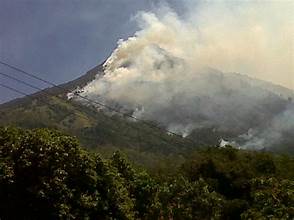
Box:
[0,127,134,219]
[0,127,293,219]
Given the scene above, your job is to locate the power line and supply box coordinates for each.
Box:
[0,74,191,150]
[0,71,46,93]
[0,71,97,124]
[0,60,197,146]
[0,83,33,99]
[0,60,145,117]
[0,82,85,125]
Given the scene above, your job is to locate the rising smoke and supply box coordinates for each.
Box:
[76,1,294,149]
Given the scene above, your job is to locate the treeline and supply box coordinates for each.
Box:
[0,127,293,219]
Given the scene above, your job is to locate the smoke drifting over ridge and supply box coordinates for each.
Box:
[77,2,294,149]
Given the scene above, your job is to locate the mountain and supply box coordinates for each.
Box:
[0,63,293,155]
[73,65,294,154]
[0,64,191,160]
[0,64,101,109]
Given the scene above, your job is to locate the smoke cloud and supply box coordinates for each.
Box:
[237,103,294,150]
[76,1,294,149]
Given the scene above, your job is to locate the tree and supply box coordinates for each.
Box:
[241,177,294,219]
[111,151,161,219]
[0,127,134,219]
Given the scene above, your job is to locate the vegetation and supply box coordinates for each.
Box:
[1,126,293,219]
[0,94,192,156]
[1,77,293,156]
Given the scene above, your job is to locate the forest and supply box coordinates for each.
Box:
[1,1,293,219]
[1,126,293,219]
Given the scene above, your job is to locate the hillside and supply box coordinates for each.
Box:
[0,64,192,161]
[0,64,101,109]
[73,65,294,154]
[1,63,293,155]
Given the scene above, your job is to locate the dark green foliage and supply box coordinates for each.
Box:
[0,127,134,219]
[111,151,161,219]
[253,153,276,174]
[180,146,294,219]
[0,127,293,219]
[0,94,192,156]
[158,177,224,219]
[242,178,294,219]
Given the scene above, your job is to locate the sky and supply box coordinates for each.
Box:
[0,0,185,103]
[0,0,293,103]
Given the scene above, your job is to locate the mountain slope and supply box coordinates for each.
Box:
[0,64,101,109]
[0,63,293,155]
[76,65,294,153]
[0,64,191,156]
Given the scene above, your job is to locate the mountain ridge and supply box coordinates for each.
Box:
[0,64,102,109]
[0,63,293,154]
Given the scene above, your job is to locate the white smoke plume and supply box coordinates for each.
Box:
[237,103,294,150]
[77,1,294,150]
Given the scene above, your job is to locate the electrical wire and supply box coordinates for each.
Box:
[0,74,192,150]
[0,60,197,145]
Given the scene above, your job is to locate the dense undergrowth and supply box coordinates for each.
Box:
[0,127,293,219]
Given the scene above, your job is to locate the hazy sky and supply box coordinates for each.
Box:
[0,0,293,103]
[0,0,185,103]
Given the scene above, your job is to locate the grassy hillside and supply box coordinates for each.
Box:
[1,63,293,156]
[0,65,192,159]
